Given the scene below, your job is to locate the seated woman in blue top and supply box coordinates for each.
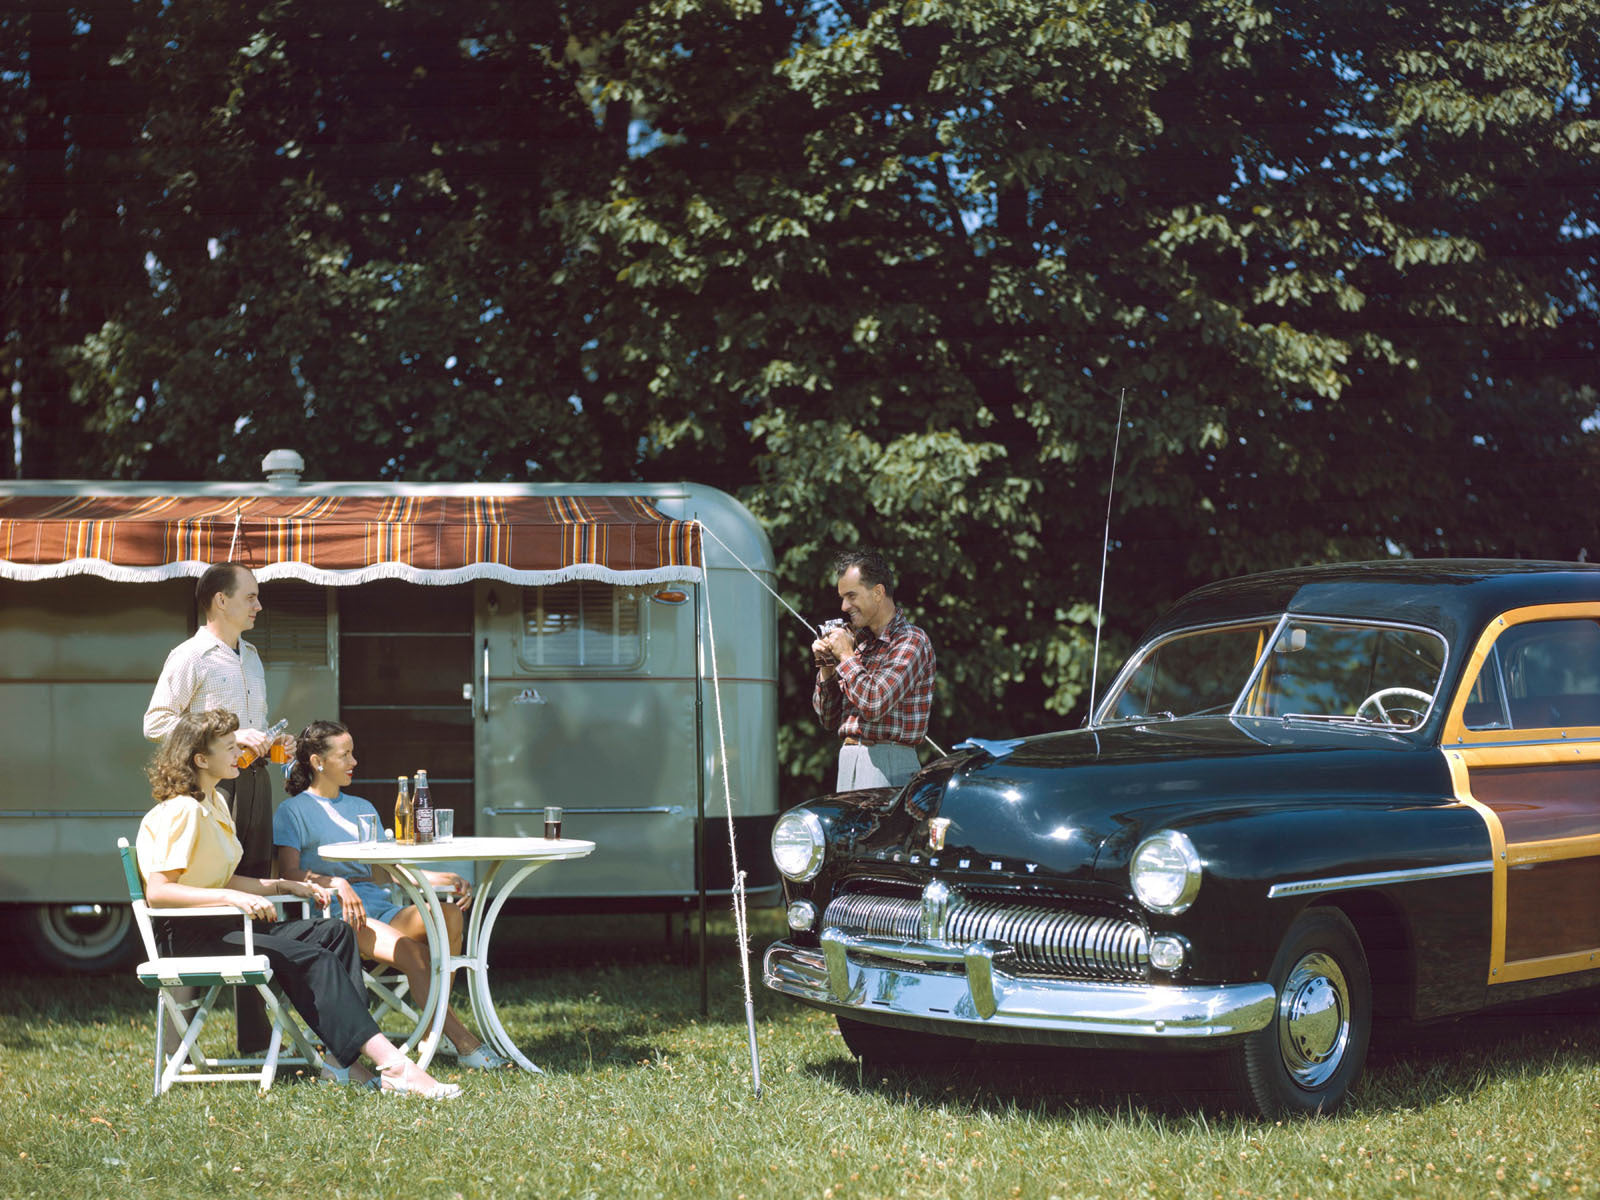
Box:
[138,708,460,1099]
[272,720,510,1069]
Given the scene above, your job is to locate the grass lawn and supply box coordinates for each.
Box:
[2,906,1598,1199]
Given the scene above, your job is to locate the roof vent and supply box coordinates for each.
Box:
[262,449,305,486]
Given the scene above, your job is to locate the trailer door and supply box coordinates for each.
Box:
[339,582,476,833]
[475,580,700,898]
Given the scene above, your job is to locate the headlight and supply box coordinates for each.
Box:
[1130,829,1202,914]
[786,900,817,931]
[772,809,826,881]
[1149,934,1188,973]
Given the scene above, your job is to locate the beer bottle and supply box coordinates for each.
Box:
[394,774,415,845]
[414,769,434,845]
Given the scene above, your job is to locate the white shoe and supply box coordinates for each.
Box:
[379,1059,462,1100]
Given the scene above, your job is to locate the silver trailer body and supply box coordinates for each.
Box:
[0,473,778,969]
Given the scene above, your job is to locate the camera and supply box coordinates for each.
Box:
[813,617,850,670]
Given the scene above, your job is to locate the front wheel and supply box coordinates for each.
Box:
[1227,908,1371,1118]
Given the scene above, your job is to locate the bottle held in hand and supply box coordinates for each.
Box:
[414,769,434,845]
[237,717,289,769]
[267,725,293,764]
[394,774,415,845]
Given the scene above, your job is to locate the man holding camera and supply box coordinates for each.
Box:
[812,548,936,790]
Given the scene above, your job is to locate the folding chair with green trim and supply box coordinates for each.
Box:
[118,837,327,1097]
[366,964,420,1030]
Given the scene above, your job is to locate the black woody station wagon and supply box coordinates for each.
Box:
[764,560,1600,1117]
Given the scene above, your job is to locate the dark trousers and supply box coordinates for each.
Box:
[161,913,381,1069]
[219,760,276,1052]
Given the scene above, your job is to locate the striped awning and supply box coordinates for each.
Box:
[0,494,703,587]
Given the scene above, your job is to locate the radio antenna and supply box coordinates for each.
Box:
[1086,389,1126,726]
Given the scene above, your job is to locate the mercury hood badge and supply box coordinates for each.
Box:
[927,817,951,852]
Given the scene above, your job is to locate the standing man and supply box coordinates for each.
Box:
[812,548,937,790]
[144,561,281,1051]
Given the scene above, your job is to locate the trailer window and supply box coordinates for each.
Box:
[251,582,330,666]
[519,583,643,670]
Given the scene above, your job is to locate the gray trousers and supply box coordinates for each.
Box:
[836,742,921,791]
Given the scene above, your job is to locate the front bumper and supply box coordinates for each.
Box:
[764,931,1277,1041]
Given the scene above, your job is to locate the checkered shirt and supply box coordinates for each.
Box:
[144,627,270,740]
[813,610,936,747]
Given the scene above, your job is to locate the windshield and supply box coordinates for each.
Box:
[1100,616,1447,731]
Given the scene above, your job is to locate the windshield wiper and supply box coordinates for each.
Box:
[1104,710,1176,725]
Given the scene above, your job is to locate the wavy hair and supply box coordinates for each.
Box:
[147,708,239,803]
[286,719,350,797]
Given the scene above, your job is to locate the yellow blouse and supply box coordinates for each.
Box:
[136,792,242,891]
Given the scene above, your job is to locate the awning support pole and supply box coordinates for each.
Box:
[693,580,708,1018]
[693,545,763,1098]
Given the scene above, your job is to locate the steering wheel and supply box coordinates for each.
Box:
[1355,686,1434,727]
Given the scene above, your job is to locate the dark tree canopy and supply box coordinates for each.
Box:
[3,0,1596,795]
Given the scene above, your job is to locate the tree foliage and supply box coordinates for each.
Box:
[3,0,1596,797]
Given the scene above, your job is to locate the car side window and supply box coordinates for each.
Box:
[1463,618,1600,730]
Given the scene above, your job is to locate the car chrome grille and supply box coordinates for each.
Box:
[823,889,1149,980]
[945,899,1148,978]
[824,891,922,941]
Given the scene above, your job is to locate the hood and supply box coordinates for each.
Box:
[862,718,1449,883]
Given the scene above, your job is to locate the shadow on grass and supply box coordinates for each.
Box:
[14,906,1596,1114]
[0,973,151,1053]
[798,988,1600,1121]
[0,911,774,1070]
[805,1042,1244,1122]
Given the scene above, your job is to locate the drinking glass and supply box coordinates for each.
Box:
[357,814,380,844]
[543,806,562,840]
[435,808,454,842]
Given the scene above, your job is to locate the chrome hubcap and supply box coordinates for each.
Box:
[38,903,133,956]
[1276,951,1350,1088]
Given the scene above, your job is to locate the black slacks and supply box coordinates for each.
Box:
[161,911,381,1069]
[218,759,275,1051]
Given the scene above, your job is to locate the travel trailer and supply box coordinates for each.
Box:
[0,452,779,970]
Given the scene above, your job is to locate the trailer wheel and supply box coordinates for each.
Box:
[20,903,141,972]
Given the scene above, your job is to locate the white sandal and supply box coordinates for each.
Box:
[379,1058,462,1100]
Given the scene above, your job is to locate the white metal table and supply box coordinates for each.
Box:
[318,835,594,1074]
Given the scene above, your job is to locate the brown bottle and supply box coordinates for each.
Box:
[414,769,434,845]
[394,774,415,845]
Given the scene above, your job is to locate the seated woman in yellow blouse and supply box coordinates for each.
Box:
[137,707,461,1100]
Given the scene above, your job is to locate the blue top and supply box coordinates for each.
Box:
[272,789,403,924]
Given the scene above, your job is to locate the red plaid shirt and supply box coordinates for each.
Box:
[814,610,936,746]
